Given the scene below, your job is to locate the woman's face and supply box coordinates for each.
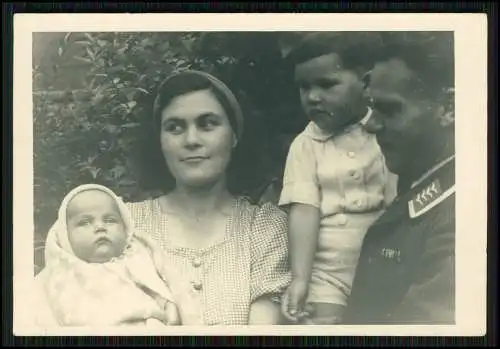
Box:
[159,88,236,189]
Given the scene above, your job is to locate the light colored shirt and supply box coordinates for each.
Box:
[278,108,398,306]
[279,108,398,228]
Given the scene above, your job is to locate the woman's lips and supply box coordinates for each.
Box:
[181,156,209,164]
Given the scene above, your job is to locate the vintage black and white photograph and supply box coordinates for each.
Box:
[13,14,487,336]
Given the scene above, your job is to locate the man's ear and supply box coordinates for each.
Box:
[361,70,374,105]
[360,70,373,105]
[437,87,455,127]
[437,105,455,127]
[232,133,238,148]
[361,70,372,90]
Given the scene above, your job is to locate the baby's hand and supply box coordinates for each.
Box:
[146,318,169,328]
[163,300,181,326]
[281,279,311,323]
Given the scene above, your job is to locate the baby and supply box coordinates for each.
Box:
[41,184,181,327]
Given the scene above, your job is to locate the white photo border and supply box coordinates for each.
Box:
[13,13,488,337]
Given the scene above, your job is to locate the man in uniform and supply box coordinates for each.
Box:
[343,39,456,324]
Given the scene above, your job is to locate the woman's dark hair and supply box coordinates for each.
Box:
[137,72,244,195]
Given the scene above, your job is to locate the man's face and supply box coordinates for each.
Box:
[294,53,366,133]
[364,58,442,175]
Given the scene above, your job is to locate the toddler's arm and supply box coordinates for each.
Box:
[288,203,320,284]
[277,134,321,321]
[281,203,320,321]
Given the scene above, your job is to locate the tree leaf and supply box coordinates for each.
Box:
[73,40,92,46]
[74,55,93,64]
[63,32,72,44]
[84,33,96,43]
[89,167,101,179]
[121,122,140,129]
[85,47,96,61]
[118,178,136,186]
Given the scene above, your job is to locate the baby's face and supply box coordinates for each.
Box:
[66,190,128,263]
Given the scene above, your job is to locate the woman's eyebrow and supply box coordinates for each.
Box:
[198,112,221,119]
[161,117,182,126]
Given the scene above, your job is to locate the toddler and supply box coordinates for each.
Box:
[41,184,181,327]
[279,33,398,324]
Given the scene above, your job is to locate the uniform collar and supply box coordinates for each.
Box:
[407,154,455,219]
[411,155,456,189]
[304,107,373,142]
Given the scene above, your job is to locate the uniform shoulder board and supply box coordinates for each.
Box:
[408,156,455,219]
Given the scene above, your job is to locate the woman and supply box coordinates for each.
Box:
[32,69,291,327]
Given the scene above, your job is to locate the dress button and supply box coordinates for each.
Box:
[192,257,202,268]
[347,151,356,158]
[192,281,203,291]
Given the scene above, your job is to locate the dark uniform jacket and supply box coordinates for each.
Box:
[343,155,455,324]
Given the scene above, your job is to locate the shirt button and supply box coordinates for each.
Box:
[339,199,346,210]
[349,170,361,180]
[192,281,203,291]
[347,151,356,158]
[337,214,347,226]
[192,257,202,268]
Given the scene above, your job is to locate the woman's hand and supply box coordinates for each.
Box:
[281,278,311,323]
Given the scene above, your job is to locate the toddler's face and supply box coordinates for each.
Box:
[294,52,366,133]
[66,190,128,263]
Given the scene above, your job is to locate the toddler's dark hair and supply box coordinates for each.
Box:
[285,32,385,74]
